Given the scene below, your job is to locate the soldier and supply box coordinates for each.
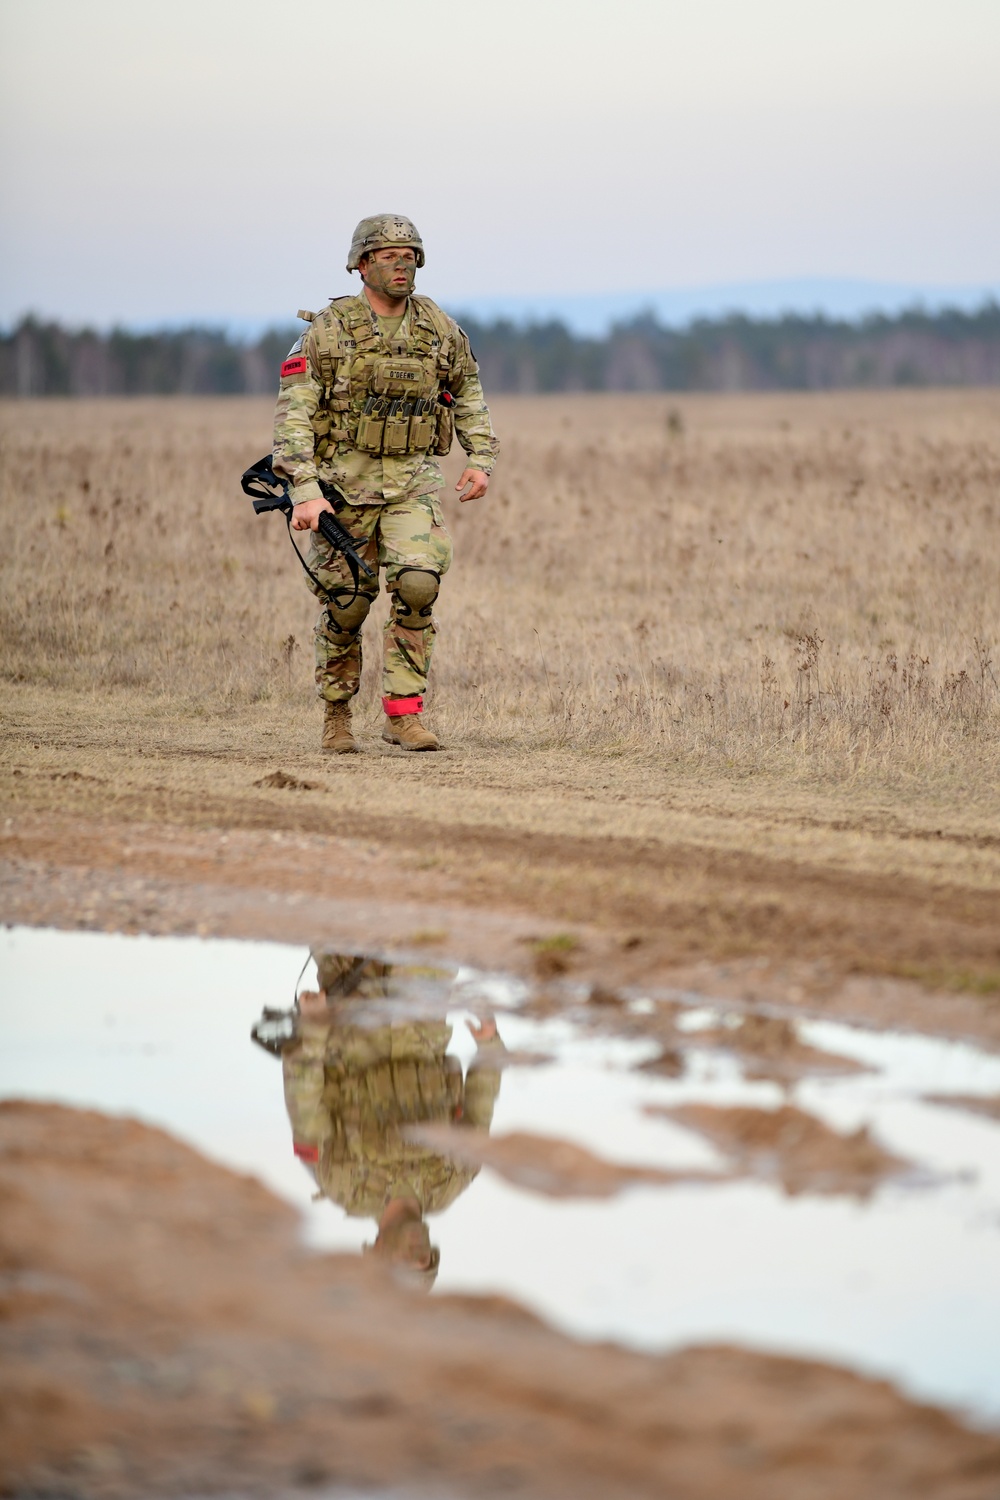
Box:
[272,214,499,753]
[262,953,505,1289]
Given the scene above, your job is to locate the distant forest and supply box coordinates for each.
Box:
[3,303,999,397]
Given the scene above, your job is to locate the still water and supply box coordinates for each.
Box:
[2,925,999,1424]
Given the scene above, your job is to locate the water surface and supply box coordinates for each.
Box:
[2,925,999,1423]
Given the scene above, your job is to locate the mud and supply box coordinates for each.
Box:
[403,1124,720,1197]
[3,739,1000,1497]
[928,1095,1000,1122]
[682,1012,870,1080]
[650,1104,909,1198]
[3,1100,1000,1500]
[253,769,324,792]
[3,809,1000,1052]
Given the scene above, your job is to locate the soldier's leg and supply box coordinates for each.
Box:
[306,505,380,704]
[377,492,453,750]
[305,504,379,752]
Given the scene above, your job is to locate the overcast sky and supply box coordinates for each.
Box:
[1,0,998,327]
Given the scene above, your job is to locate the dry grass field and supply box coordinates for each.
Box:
[2,390,1000,999]
[2,390,999,772]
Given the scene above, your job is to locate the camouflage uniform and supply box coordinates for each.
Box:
[273,287,499,709]
[281,1013,504,1219]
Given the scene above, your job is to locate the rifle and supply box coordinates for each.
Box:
[250,1005,298,1057]
[241,454,374,601]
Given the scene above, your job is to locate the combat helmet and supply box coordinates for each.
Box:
[347,214,425,272]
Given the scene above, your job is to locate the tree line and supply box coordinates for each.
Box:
[2,303,998,397]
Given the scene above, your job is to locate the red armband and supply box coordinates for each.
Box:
[382,696,424,717]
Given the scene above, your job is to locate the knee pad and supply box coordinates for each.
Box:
[324,587,374,643]
[392,568,440,629]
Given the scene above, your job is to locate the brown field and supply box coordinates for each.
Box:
[3,389,1000,766]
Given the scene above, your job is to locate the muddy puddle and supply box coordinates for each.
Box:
[2,924,1000,1426]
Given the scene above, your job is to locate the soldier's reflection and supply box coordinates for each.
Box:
[266,952,505,1288]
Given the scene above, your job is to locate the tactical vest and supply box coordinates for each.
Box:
[301,294,470,460]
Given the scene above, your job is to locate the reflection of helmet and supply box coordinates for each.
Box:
[346,214,425,272]
[400,1244,440,1292]
[364,1237,440,1293]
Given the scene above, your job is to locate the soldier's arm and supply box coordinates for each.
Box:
[272,338,327,508]
[449,326,499,500]
[281,1021,332,1158]
[462,1027,506,1130]
[452,366,499,474]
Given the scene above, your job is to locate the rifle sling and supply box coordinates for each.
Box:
[282,511,365,605]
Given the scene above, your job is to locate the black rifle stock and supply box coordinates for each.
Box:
[241,454,374,599]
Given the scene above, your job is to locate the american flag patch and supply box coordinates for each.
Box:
[281,356,307,377]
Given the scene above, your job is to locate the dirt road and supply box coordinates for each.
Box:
[3,682,1000,1045]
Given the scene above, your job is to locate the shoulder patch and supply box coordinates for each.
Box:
[281,355,308,378]
[285,335,304,358]
[455,324,477,359]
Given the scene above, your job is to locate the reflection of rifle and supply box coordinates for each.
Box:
[241,454,374,600]
[250,1006,298,1057]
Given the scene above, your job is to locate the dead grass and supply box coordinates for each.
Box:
[1,389,999,793]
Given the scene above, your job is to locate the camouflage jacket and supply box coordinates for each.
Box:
[282,1018,504,1218]
[272,292,499,507]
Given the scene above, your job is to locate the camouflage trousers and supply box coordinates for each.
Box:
[306,491,453,704]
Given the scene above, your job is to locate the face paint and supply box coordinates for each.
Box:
[363,252,416,300]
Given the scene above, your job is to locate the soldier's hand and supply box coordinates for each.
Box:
[298,989,329,1018]
[455,468,489,503]
[467,1016,498,1043]
[291,497,334,532]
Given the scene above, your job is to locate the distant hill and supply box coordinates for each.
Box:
[3,303,999,397]
[454,279,1000,336]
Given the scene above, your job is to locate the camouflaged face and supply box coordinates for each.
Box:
[347,214,425,271]
[362,253,417,302]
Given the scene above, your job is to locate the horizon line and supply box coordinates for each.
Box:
[3,276,999,341]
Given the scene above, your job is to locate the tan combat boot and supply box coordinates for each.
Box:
[322,700,357,754]
[382,713,440,752]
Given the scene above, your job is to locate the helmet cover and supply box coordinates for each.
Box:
[347,214,425,272]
